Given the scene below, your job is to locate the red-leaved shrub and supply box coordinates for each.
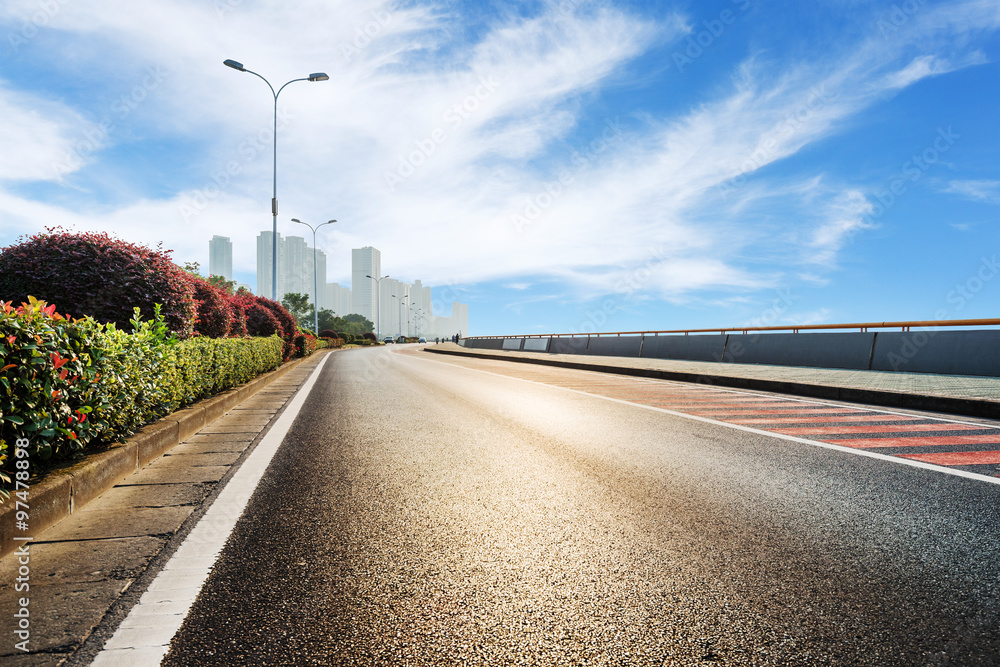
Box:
[254,296,298,360]
[226,295,248,337]
[0,227,196,337]
[244,301,283,339]
[188,276,232,338]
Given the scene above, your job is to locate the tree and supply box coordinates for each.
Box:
[281,292,314,328]
[316,308,338,333]
[208,274,236,295]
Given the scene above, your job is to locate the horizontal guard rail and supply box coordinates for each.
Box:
[464,318,1000,339]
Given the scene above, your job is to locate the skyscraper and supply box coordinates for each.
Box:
[256,231,283,298]
[208,235,233,280]
[351,246,381,324]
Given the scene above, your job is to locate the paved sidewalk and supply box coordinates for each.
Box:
[426,343,1000,419]
[0,351,330,666]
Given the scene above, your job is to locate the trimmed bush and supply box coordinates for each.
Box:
[362,332,377,342]
[244,301,283,339]
[0,227,197,338]
[226,295,248,337]
[1,298,283,489]
[188,276,232,338]
[319,329,338,339]
[255,297,297,360]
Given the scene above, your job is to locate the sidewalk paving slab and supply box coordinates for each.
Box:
[0,349,333,665]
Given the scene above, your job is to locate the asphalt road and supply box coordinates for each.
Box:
[159,346,1000,665]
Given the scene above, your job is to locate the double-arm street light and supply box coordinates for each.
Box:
[366,274,389,341]
[291,218,336,334]
[223,58,328,301]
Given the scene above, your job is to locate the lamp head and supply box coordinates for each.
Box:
[309,73,329,82]
[223,59,245,71]
[291,218,301,223]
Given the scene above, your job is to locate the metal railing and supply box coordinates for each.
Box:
[464,318,1000,340]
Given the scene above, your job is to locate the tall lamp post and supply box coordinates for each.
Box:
[393,294,408,338]
[366,274,389,341]
[290,218,336,333]
[223,58,328,301]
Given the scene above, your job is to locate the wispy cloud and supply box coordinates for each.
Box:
[0,0,997,313]
[942,179,1000,204]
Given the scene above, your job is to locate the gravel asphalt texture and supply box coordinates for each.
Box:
[161,346,1000,665]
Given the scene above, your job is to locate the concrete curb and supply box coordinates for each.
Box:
[0,351,329,559]
[424,347,1000,420]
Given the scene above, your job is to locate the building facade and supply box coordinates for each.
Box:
[208,235,233,281]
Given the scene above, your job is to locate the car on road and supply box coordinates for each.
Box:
[383,337,393,344]
[418,337,426,343]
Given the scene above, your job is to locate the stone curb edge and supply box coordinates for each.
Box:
[424,347,1000,421]
[0,350,332,560]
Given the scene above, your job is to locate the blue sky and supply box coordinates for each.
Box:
[0,0,998,336]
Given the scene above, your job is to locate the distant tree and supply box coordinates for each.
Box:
[182,261,202,277]
[316,308,338,333]
[208,274,236,295]
[281,292,314,328]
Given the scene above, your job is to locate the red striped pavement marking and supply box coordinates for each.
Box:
[726,415,924,425]
[414,351,1000,482]
[898,450,1000,466]
[821,434,1000,449]
[772,423,987,436]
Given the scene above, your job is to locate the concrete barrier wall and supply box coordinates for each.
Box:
[523,338,551,352]
[550,337,590,354]
[585,336,643,357]
[464,329,1000,377]
[641,334,728,362]
[723,332,876,370]
[872,331,1000,376]
[502,338,524,351]
[465,338,505,350]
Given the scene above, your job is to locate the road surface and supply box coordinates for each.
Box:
[152,346,1000,665]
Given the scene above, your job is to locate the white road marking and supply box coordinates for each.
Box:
[414,352,1000,487]
[91,354,331,666]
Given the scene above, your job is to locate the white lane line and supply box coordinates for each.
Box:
[91,353,331,667]
[415,353,1000,487]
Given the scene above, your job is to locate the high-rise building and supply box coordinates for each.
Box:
[256,231,284,298]
[282,235,311,298]
[325,282,352,317]
[351,246,381,324]
[208,235,233,280]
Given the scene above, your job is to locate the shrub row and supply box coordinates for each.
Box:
[0,299,283,494]
[0,228,302,360]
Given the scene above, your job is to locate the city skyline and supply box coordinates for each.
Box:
[1,2,997,337]
[250,234,467,337]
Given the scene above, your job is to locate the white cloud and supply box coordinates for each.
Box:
[0,0,997,304]
[942,179,1000,204]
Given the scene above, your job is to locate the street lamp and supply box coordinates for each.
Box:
[392,294,407,339]
[223,58,328,301]
[291,218,336,334]
[366,274,389,341]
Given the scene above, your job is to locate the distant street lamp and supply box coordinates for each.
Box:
[223,58,328,301]
[366,274,389,341]
[290,218,336,333]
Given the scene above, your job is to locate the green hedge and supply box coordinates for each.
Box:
[1,299,283,498]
